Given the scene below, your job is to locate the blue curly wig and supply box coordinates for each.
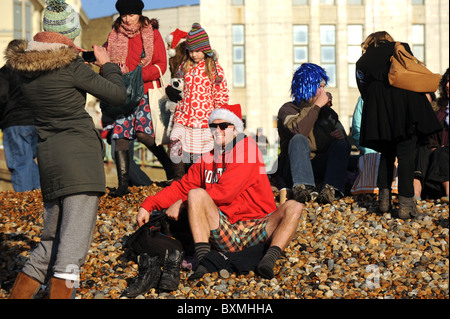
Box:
[291,63,329,104]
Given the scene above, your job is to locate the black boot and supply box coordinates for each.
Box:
[172,162,185,181]
[109,150,130,197]
[150,144,175,180]
[121,253,161,298]
[158,249,183,292]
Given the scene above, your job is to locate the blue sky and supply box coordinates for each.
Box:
[81,0,200,19]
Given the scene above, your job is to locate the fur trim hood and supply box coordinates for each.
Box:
[5,32,80,77]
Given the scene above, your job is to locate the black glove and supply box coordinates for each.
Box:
[165,85,183,103]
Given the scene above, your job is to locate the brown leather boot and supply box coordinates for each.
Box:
[398,196,418,220]
[378,188,391,214]
[49,277,76,299]
[9,272,41,299]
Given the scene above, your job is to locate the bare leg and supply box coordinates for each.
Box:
[257,200,303,279]
[187,188,220,243]
[265,200,303,250]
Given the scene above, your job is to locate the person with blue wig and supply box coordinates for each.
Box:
[275,63,351,204]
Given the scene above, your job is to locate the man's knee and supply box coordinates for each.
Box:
[289,134,310,151]
[283,200,303,220]
[330,139,351,154]
[187,188,211,209]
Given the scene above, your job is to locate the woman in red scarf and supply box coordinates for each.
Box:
[104,0,174,197]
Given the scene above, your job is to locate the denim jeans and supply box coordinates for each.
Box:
[2,125,40,192]
[288,134,350,194]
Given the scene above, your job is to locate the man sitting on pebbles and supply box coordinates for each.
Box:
[137,104,303,280]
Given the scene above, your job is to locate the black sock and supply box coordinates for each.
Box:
[257,246,282,279]
[194,242,210,262]
[188,242,211,281]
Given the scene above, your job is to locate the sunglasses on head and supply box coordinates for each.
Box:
[209,122,234,130]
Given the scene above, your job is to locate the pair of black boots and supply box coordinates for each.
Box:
[121,249,183,298]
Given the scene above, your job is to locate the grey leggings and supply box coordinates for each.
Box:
[22,192,99,284]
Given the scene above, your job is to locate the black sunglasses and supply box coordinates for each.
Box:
[209,122,234,130]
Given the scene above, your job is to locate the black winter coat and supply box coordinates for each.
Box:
[355,41,441,152]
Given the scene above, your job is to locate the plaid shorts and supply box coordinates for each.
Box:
[210,211,272,253]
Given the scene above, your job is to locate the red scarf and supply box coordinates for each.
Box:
[106,22,154,67]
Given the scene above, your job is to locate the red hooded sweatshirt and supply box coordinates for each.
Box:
[140,135,276,224]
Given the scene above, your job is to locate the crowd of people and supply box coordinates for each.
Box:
[1,0,448,299]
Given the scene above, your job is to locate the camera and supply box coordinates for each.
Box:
[82,51,96,63]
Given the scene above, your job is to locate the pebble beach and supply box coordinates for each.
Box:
[0,184,448,300]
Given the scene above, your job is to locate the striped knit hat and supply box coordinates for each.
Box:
[43,0,81,40]
[186,23,213,56]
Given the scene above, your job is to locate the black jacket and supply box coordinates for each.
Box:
[355,41,441,151]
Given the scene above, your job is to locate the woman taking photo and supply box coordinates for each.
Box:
[105,0,174,196]
[7,0,126,298]
[355,31,441,219]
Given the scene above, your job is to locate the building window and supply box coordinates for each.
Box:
[232,0,245,5]
[347,25,363,87]
[293,25,308,70]
[232,25,245,87]
[320,25,336,87]
[412,24,425,62]
[348,0,363,4]
[14,0,32,40]
[412,0,424,5]
[293,0,308,5]
[321,0,335,4]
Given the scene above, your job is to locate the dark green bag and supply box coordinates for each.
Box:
[100,64,144,118]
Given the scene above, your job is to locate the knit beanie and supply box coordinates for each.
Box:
[43,0,81,40]
[186,23,213,56]
[208,104,244,133]
[115,0,144,16]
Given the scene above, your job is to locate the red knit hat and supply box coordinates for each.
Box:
[208,104,244,133]
[166,29,188,57]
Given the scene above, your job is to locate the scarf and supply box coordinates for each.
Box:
[106,22,154,67]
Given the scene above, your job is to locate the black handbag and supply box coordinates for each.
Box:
[123,210,183,259]
[100,64,144,118]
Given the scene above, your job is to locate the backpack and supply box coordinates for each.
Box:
[123,210,183,259]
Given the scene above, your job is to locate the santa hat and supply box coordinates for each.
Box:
[166,29,188,57]
[208,104,244,133]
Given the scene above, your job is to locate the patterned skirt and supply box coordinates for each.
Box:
[112,94,154,140]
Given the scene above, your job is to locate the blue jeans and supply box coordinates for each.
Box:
[288,134,350,194]
[2,125,40,192]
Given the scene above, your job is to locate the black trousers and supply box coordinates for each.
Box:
[377,135,418,198]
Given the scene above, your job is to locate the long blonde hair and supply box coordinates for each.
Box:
[361,31,394,54]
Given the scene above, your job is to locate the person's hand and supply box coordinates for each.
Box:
[166,200,183,221]
[92,45,110,68]
[119,63,129,74]
[137,207,150,227]
[166,85,183,102]
[314,87,329,108]
[330,129,345,140]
